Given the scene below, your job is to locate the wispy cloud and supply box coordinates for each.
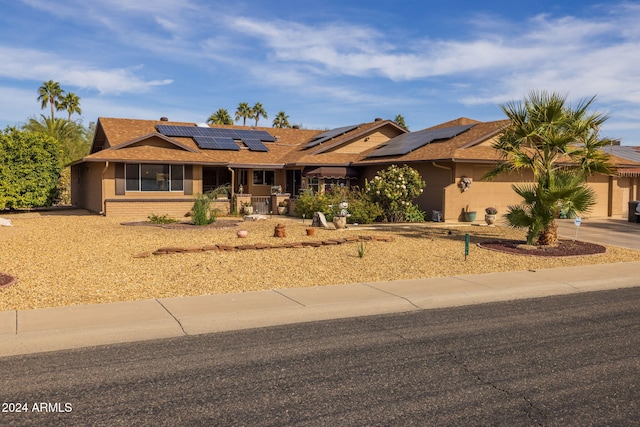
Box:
[0,47,172,94]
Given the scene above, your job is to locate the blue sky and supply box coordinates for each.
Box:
[1,0,640,144]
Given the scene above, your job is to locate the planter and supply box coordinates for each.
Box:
[277,206,287,215]
[485,214,496,225]
[243,206,254,215]
[464,211,477,222]
[333,216,347,229]
[306,228,315,236]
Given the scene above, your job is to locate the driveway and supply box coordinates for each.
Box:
[557,217,640,250]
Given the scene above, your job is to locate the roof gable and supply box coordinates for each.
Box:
[110,132,199,152]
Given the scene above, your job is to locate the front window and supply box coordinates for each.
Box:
[252,170,275,185]
[125,164,184,192]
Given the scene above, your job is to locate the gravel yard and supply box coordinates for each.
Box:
[1,209,639,311]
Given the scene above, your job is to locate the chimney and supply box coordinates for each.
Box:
[160,117,168,121]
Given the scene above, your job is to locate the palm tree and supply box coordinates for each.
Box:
[252,102,267,127]
[272,111,291,128]
[394,114,408,130]
[23,115,90,164]
[207,108,233,125]
[235,102,253,126]
[484,90,614,245]
[37,80,64,120]
[59,92,82,121]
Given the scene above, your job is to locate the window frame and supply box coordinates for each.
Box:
[124,163,185,192]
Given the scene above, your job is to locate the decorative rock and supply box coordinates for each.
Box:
[0,218,12,227]
[237,230,248,238]
[243,214,268,221]
[312,212,328,228]
[133,252,151,258]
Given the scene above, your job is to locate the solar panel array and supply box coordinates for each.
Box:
[193,136,240,151]
[156,125,274,151]
[304,125,359,149]
[366,124,477,158]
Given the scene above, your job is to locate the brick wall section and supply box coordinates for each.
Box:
[104,199,231,219]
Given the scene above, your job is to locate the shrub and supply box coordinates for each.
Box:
[148,213,177,224]
[0,127,63,209]
[365,164,426,222]
[191,193,217,225]
[294,186,381,224]
[403,204,426,222]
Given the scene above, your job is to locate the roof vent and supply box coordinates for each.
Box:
[196,122,210,127]
[160,117,168,121]
[374,117,383,121]
[292,125,300,129]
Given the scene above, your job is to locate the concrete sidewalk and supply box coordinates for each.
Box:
[2,261,639,357]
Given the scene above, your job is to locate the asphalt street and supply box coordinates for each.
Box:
[2,287,639,426]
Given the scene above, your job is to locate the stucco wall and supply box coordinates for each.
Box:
[71,162,105,214]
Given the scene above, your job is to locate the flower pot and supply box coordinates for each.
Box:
[306,228,315,236]
[243,206,254,215]
[277,206,287,215]
[333,216,347,229]
[464,211,477,222]
[485,214,496,225]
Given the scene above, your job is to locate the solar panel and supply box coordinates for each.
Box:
[242,138,269,152]
[157,125,276,150]
[366,124,476,158]
[212,137,240,150]
[193,136,240,151]
[156,125,198,137]
[304,125,359,149]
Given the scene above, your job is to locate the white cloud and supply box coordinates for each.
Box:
[0,47,173,94]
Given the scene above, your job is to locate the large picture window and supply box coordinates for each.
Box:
[252,170,275,185]
[125,164,184,192]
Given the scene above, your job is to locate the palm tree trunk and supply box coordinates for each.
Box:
[537,221,558,246]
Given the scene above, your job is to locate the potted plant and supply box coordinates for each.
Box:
[277,200,289,215]
[485,207,497,225]
[241,201,254,215]
[464,205,477,222]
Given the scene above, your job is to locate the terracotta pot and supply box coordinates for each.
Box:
[306,228,315,236]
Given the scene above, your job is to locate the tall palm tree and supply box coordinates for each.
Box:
[484,90,614,245]
[235,102,253,126]
[272,111,291,128]
[207,108,233,125]
[37,80,64,120]
[59,92,82,121]
[252,102,267,127]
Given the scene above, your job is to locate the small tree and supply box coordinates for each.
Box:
[0,127,63,209]
[365,164,426,222]
[484,90,614,245]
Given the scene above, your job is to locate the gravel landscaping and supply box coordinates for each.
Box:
[1,209,639,311]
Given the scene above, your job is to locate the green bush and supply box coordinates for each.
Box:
[294,186,381,224]
[403,203,426,222]
[0,127,63,209]
[191,193,217,225]
[365,164,426,222]
[148,213,177,224]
